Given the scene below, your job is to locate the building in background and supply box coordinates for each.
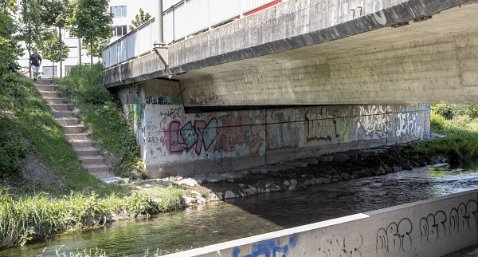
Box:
[17,0,153,78]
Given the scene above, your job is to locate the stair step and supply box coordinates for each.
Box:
[63,125,85,133]
[79,156,106,165]
[65,133,90,141]
[69,140,94,148]
[57,118,80,125]
[74,147,101,156]
[36,79,53,85]
[49,104,70,111]
[53,111,76,118]
[36,85,59,91]
[85,164,111,173]
[46,98,66,104]
[40,91,61,98]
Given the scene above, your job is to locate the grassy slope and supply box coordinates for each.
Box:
[0,73,185,250]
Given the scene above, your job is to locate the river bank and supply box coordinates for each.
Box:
[147,140,448,205]
[4,166,478,257]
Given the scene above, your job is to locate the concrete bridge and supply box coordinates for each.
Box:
[102,0,478,177]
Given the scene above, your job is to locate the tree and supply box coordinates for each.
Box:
[70,0,112,65]
[38,30,68,78]
[0,1,21,76]
[129,8,151,31]
[39,0,72,77]
[85,37,109,59]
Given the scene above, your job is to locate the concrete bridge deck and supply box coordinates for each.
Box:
[105,0,478,106]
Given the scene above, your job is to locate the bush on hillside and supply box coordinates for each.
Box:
[59,64,110,104]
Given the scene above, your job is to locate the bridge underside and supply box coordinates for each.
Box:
[106,1,478,176]
[178,3,478,106]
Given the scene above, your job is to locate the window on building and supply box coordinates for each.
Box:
[110,5,127,17]
[112,25,128,37]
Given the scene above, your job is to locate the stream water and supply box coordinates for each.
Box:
[1,167,478,257]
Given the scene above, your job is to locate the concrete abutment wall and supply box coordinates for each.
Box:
[163,190,478,257]
[117,80,430,178]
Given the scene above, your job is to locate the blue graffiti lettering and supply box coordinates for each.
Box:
[232,235,298,257]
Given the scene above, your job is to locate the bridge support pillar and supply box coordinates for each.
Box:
[117,80,430,178]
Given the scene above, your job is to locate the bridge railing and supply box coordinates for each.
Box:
[163,0,279,43]
[102,18,157,69]
[103,0,281,69]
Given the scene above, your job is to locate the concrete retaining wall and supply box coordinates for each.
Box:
[163,190,478,257]
[116,81,430,177]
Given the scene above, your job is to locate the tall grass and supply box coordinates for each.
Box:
[0,188,184,250]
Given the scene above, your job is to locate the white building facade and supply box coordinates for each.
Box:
[17,0,155,78]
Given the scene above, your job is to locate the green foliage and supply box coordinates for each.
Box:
[39,0,72,28]
[38,29,69,63]
[18,0,44,54]
[59,65,143,177]
[430,111,446,132]
[84,37,109,59]
[59,64,109,104]
[129,8,152,31]
[0,9,21,75]
[0,118,26,177]
[70,0,112,61]
[0,189,184,249]
[407,104,478,167]
[432,104,454,120]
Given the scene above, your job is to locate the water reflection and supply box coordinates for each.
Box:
[1,167,478,257]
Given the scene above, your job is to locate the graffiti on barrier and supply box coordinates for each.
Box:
[419,210,447,243]
[232,234,298,257]
[318,233,363,257]
[376,218,413,256]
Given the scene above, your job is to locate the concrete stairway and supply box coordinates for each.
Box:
[35,79,122,183]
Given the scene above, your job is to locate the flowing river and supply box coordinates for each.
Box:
[1,166,478,257]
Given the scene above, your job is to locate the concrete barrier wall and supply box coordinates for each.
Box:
[163,190,478,257]
[117,82,430,177]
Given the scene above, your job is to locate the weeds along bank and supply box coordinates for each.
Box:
[0,71,185,250]
[0,189,184,249]
[405,106,478,168]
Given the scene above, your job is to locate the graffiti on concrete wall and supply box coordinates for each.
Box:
[318,233,363,257]
[135,102,430,167]
[395,112,421,138]
[144,105,266,161]
[306,108,340,142]
[145,96,181,105]
[232,234,298,257]
[356,105,392,139]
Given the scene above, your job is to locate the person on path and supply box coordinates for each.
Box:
[30,48,42,81]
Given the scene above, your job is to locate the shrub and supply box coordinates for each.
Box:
[430,111,446,132]
[59,64,110,104]
[432,104,454,120]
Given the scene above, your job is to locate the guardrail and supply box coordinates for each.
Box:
[103,0,281,69]
[102,18,157,69]
[163,0,279,43]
